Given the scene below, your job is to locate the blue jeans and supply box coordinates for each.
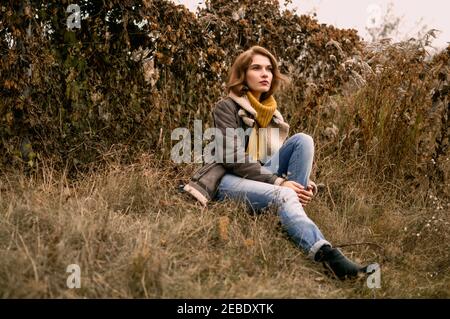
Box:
[215,133,330,259]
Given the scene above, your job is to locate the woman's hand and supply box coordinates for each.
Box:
[280,180,314,206]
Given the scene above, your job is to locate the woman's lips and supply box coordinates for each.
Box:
[260,81,269,86]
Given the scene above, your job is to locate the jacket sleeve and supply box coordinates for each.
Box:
[213,99,285,186]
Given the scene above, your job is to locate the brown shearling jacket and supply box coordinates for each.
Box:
[183,93,290,206]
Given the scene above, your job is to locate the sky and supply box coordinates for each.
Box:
[174,0,449,52]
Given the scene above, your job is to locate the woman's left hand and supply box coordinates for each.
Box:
[298,185,314,206]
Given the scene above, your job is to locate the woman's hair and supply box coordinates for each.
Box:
[226,46,289,99]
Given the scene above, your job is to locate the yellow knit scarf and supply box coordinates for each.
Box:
[246,92,277,128]
[246,92,277,162]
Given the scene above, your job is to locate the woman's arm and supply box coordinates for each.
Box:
[213,99,284,185]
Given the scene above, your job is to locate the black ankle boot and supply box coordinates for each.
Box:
[315,245,366,280]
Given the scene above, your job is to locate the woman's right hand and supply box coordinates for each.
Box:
[281,180,314,206]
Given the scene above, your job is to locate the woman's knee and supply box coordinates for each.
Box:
[292,133,314,148]
[276,187,299,205]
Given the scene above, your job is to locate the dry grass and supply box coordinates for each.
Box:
[1,151,448,298]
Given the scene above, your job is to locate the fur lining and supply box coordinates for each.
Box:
[183,184,208,206]
[229,91,256,116]
[229,92,289,130]
[238,109,255,127]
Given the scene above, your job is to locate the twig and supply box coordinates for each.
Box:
[335,241,383,250]
[326,184,336,211]
[18,232,39,282]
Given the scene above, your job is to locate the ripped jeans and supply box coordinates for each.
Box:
[215,133,330,259]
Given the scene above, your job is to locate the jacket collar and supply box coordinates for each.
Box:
[228,91,286,123]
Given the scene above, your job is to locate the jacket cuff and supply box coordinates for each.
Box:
[183,182,209,206]
[273,177,285,186]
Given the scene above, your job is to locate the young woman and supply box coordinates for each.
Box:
[184,46,368,279]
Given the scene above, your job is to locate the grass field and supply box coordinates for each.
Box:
[1,151,448,298]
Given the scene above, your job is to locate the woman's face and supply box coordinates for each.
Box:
[245,54,273,99]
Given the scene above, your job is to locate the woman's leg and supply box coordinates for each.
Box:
[215,173,330,258]
[263,133,368,278]
[264,133,314,187]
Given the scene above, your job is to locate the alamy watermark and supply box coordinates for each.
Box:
[366,3,382,29]
[66,264,81,289]
[66,4,81,30]
[366,263,381,289]
[170,120,281,173]
[170,120,256,164]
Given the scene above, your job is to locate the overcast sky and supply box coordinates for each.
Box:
[175,0,449,52]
